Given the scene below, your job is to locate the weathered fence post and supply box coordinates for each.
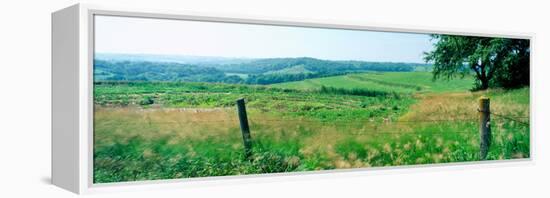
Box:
[236,98,253,161]
[478,97,491,160]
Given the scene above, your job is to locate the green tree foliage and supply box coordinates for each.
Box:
[221,57,417,74]
[94,60,237,83]
[424,35,529,90]
[94,57,423,85]
[245,72,346,84]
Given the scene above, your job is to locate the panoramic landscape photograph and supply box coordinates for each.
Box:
[92,15,530,183]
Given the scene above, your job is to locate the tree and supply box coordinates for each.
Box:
[490,39,530,88]
[424,35,529,90]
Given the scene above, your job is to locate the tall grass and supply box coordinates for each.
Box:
[93,75,529,183]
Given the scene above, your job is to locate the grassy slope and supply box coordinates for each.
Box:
[94,81,415,122]
[93,72,529,183]
[271,72,474,93]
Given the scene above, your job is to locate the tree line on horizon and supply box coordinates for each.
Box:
[93,57,423,85]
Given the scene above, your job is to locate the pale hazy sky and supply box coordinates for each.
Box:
[95,15,434,63]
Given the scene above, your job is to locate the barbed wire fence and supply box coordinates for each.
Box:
[234,97,529,160]
[99,97,529,161]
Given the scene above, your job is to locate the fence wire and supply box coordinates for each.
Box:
[490,111,530,126]
[94,110,528,136]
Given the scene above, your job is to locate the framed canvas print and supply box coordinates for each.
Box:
[52,4,533,194]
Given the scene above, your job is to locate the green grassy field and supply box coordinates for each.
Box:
[93,72,529,183]
[271,72,475,93]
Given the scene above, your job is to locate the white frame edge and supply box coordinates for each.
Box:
[51,3,535,194]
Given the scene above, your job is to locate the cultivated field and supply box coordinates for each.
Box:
[93,72,529,183]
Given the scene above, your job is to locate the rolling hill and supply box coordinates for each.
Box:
[94,53,432,85]
[272,72,474,93]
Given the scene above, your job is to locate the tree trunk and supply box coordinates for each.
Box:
[478,63,490,90]
[480,76,489,90]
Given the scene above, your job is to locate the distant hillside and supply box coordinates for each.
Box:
[94,54,431,84]
[272,72,473,93]
[264,65,313,75]
[216,57,420,74]
[94,60,243,83]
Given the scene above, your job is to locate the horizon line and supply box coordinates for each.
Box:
[95,52,431,65]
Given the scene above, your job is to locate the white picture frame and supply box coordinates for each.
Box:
[52,3,534,194]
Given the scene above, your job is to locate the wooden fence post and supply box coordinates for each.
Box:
[479,97,491,160]
[236,98,253,161]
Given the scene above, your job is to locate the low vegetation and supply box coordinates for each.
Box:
[93,72,529,183]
